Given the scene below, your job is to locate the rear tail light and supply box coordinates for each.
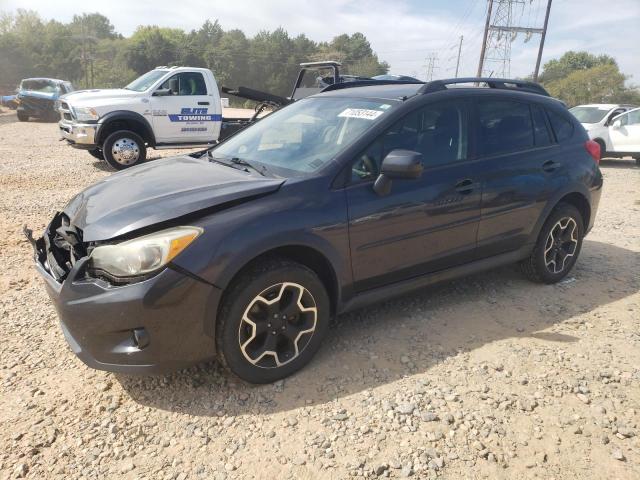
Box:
[585,140,601,164]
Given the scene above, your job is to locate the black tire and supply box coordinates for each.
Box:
[102,130,146,170]
[594,139,605,158]
[635,157,640,167]
[519,203,584,284]
[216,257,330,383]
[17,111,28,122]
[87,149,104,160]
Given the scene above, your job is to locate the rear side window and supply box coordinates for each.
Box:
[547,109,574,142]
[477,99,534,156]
[531,104,552,146]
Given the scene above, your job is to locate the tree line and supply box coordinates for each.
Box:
[0,10,389,99]
[1,10,638,107]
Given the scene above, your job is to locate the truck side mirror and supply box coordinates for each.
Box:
[153,88,172,97]
[373,149,423,196]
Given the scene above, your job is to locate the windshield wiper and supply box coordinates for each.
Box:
[229,157,267,176]
[208,151,266,176]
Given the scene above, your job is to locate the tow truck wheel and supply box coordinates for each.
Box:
[87,149,104,160]
[17,111,29,122]
[103,130,146,170]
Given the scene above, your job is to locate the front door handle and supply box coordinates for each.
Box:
[542,160,561,172]
[455,179,478,194]
[198,101,210,105]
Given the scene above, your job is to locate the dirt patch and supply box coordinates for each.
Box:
[0,120,639,479]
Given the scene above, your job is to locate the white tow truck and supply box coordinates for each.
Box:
[58,66,260,169]
[58,61,383,170]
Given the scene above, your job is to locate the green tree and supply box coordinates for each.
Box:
[545,63,640,106]
[539,51,617,84]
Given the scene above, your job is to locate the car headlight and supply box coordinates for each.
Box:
[73,106,99,121]
[89,226,203,279]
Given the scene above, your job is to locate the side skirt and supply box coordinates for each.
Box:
[338,244,533,314]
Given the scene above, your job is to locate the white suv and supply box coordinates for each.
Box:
[569,104,637,161]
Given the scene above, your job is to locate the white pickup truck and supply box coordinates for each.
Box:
[58,66,254,169]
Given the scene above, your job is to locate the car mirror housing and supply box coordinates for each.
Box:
[612,119,622,129]
[373,149,423,196]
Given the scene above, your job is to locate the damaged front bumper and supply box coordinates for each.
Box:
[25,214,221,374]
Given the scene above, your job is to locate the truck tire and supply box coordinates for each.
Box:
[87,149,104,160]
[103,130,146,170]
[17,111,29,122]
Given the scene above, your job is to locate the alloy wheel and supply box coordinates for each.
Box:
[543,217,578,274]
[238,282,317,368]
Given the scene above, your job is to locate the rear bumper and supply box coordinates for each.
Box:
[33,249,221,374]
[59,120,100,149]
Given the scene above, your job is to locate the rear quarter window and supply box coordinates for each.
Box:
[547,109,575,142]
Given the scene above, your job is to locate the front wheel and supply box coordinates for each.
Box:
[519,203,584,284]
[216,258,330,383]
[87,149,104,160]
[17,111,28,122]
[103,130,146,170]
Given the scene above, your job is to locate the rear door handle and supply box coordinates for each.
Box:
[542,160,561,172]
[198,101,210,105]
[455,179,478,194]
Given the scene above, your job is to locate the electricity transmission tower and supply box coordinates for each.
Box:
[424,53,438,81]
[477,0,552,79]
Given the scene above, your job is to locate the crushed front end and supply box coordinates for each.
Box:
[25,212,220,374]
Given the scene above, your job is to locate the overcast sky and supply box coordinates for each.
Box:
[3,0,640,82]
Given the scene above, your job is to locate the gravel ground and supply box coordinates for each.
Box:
[1,111,639,480]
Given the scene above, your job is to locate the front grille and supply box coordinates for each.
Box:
[20,95,55,113]
[41,213,87,282]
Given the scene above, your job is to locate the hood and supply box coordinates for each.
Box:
[62,88,140,106]
[64,156,285,242]
[18,90,59,101]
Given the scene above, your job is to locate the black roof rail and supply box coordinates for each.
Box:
[321,79,425,93]
[418,77,550,96]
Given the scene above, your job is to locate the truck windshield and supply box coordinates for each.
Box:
[569,106,610,124]
[211,97,397,177]
[125,70,168,92]
[20,79,59,93]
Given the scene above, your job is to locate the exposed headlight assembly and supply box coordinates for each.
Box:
[73,106,100,121]
[89,226,202,279]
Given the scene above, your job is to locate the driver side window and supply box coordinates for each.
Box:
[351,101,468,182]
[159,72,207,96]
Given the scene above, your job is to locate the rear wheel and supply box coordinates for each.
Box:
[519,203,584,284]
[17,111,28,122]
[216,258,330,383]
[103,130,146,170]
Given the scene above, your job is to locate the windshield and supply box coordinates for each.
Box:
[569,106,610,124]
[211,97,397,177]
[125,70,168,92]
[20,79,59,93]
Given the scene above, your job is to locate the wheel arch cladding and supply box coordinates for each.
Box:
[556,192,590,230]
[97,112,155,146]
[219,245,339,316]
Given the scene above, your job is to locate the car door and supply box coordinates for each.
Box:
[608,108,640,153]
[150,71,215,143]
[474,98,560,258]
[346,99,481,292]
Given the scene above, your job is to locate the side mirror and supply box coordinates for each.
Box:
[612,119,622,129]
[153,88,172,97]
[373,149,423,196]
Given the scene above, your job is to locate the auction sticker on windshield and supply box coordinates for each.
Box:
[338,108,385,120]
